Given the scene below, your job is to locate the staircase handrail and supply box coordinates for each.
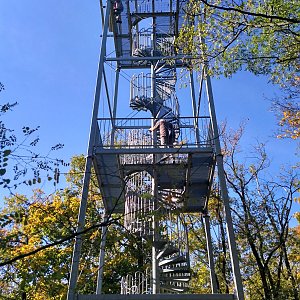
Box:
[121,270,151,294]
[132,28,175,56]
[159,209,189,260]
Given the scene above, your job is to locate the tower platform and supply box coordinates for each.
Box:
[93,146,215,214]
[108,0,187,68]
[77,294,235,300]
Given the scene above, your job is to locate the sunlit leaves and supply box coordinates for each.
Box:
[177,0,299,85]
[0,190,79,299]
[277,103,300,139]
[0,155,146,298]
[182,0,299,148]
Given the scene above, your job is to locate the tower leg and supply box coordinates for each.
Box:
[67,157,93,300]
[216,155,245,300]
[152,207,159,294]
[203,214,218,294]
[96,214,108,294]
[205,70,245,300]
[67,2,111,299]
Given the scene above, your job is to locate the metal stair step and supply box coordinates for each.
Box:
[158,255,187,267]
[132,48,152,57]
[156,79,176,85]
[161,267,190,274]
[155,67,175,75]
[160,284,189,293]
[161,276,190,282]
[157,243,179,259]
[153,240,168,250]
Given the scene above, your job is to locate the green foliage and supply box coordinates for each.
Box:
[188,126,299,299]
[0,155,147,299]
[273,91,300,139]
[177,0,299,85]
[176,1,300,141]
[222,127,300,299]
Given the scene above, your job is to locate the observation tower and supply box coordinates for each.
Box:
[67,1,244,300]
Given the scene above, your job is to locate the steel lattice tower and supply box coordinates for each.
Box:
[67,1,244,300]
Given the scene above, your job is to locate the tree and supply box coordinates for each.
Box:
[0,191,78,299]
[177,0,299,84]
[176,0,300,140]
[272,77,300,140]
[222,126,300,299]
[1,122,299,299]
[0,155,146,299]
[186,125,299,299]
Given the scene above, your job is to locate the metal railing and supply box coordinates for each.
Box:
[129,0,177,14]
[132,29,153,53]
[130,71,176,104]
[121,269,151,294]
[96,116,213,150]
[132,30,175,57]
[160,211,189,259]
[124,171,154,237]
[130,73,152,103]
[156,36,175,56]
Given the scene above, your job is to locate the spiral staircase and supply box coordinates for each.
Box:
[131,30,179,121]
[119,28,192,294]
[122,172,191,294]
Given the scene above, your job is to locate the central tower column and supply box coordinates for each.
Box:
[151,5,160,292]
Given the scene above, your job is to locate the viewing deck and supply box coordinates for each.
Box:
[77,294,236,300]
[92,117,215,214]
[108,0,188,68]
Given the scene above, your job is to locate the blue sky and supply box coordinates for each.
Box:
[0,1,298,216]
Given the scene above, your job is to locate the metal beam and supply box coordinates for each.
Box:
[97,116,210,120]
[96,214,108,294]
[77,294,236,300]
[203,215,218,294]
[196,67,205,124]
[94,147,214,155]
[114,124,195,130]
[110,69,120,145]
[67,1,112,299]
[105,55,199,62]
[150,20,160,290]
[103,69,114,121]
[205,69,245,300]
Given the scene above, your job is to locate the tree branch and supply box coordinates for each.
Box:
[0,217,119,267]
[189,0,300,24]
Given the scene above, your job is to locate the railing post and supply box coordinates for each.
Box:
[189,70,201,146]
[111,68,120,146]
